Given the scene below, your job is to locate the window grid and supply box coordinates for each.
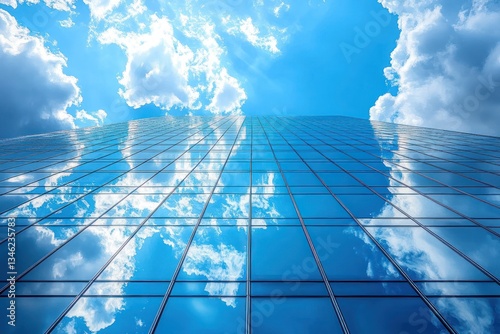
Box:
[0,116,498,334]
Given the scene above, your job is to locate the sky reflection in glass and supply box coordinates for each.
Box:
[0,116,499,333]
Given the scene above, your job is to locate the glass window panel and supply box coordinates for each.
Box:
[252,161,279,171]
[87,282,169,295]
[428,226,500,278]
[429,194,500,218]
[156,297,245,333]
[178,226,247,282]
[98,226,193,281]
[251,282,328,296]
[252,172,286,187]
[416,218,475,226]
[317,172,362,186]
[338,297,447,334]
[22,226,136,280]
[53,297,163,334]
[303,218,358,225]
[331,282,416,296]
[252,226,322,280]
[13,282,86,296]
[366,226,490,281]
[289,186,329,194]
[151,194,209,218]
[252,194,298,218]
[429,297,500,333]
[0,297,73,334]
[308,226,402,280]
[217,172,249,187]
[279,162,310,171]
[417,282,500,296]
[358,218,417,226]
[204,194,249,218]
[336,194,407,218]
[284,172,322,186]
[172,282,245,296]
[294,195,350,218]
[0,225,84,281]
[251,297,343,333]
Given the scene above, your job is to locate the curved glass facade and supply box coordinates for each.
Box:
[0,116,499,333]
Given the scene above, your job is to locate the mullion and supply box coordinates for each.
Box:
[257,118,351,334]
[147,116,246,334]
[0,117,222,242]
[296,118,500,238]
[283,118,500,283]
[264,117,458,334]
[0,117,236,293]
[43,116,241,334]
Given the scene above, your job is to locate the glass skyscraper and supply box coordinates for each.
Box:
[0,116,499,333]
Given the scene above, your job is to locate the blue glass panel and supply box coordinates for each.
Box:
[428,226,500,278]
[430,297,500,333]
[366,226,490,280]
[331,282,416,296]
[156,297,245,333]
[339,297,447,333]
[0,225,84,281]
[294,195,350,218]
[22,226,136,280]
[429,194,500,218]
[252,194,298,218]
[308,226,402,280]
[252,226,322,280]
[336,194,407,218]
[98,226,193,281]
[53,297,163,334]
[178,226,247,283]
[204,194,250,218]
[417,282,500,296]
[251,282,327,296]
[251,297,343,333]
[0,297,73,333]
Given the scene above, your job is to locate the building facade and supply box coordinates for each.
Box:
[0,116,499,333]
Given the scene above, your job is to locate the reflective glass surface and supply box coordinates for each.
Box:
[0,116,499,333]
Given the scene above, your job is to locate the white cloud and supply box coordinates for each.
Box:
[371,0,500,136]
[0,9,81,138]
[207,69,246,114]
[75,109,107,126]
[98,15,200,111]
[274,2,290,18]
[83,0,122,20]
[0,0,75,11]
[59,17,75,28]
[228,17,281,54]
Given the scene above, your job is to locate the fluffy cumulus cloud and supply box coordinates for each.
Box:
[99,16,201,111]
[0,9,81,138]
[0,0,75,11]
[96,14,247,114]
[371,0,500,136]
[75,109,107,126]
[227,17,281,54]
[87,0,299,116]
[83,0,123,20]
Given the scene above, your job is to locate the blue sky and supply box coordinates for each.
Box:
[1,0,500,138]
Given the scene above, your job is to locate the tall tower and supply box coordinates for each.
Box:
[1,116,499,333]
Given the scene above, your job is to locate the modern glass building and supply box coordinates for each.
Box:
[0,116,499,333]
